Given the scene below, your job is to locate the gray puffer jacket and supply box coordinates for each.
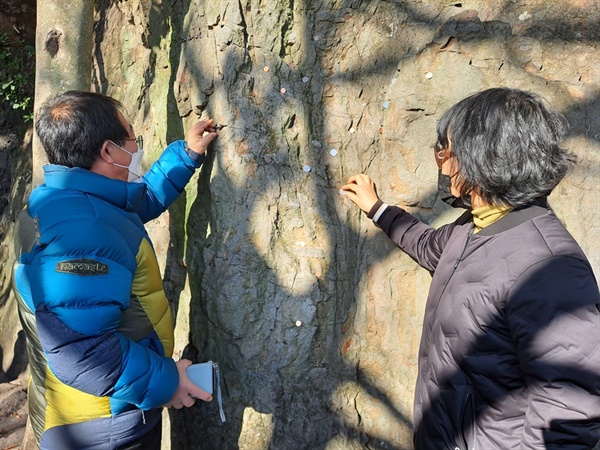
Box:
[376,202,600,450]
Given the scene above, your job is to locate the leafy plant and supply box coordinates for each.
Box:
[0,31,35,122]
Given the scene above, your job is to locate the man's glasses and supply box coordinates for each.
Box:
[122,135,144,149]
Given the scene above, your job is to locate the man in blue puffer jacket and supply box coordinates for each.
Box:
[12,91,217,449]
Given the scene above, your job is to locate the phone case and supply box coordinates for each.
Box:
[186,361,214,394]
[186,360,226,422]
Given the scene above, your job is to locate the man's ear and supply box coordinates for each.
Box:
[99,140,115,164]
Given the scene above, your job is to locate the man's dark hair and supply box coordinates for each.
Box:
[35,91,130,169]
[435,87,575,207]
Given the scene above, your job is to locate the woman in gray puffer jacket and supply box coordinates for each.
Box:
[342,88,600,449]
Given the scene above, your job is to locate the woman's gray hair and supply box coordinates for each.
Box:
[435,87,575,208]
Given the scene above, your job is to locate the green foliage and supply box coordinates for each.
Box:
[0,31,35,122]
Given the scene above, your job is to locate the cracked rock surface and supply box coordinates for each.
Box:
[1,1,599,449]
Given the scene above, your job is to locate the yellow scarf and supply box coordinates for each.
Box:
[472,204,513,233]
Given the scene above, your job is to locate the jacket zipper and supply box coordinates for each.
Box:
[438,231,473,303]
[447,232,476,450]
[430,230,474,337]
[437,231,475,450]
[454,231,473,269]
[469,391,477,450]
[456,392,477,450]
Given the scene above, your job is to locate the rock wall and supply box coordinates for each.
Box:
[0,2,35,447]
[0,0,35,386]
[0,114,31,385]
[46,0,600,448]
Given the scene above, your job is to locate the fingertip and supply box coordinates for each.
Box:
[198,392,212,402]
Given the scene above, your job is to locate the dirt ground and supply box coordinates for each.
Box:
[0,0,35,448]
[0,0,35,44]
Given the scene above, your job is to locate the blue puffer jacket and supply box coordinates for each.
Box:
[12,140,203,449]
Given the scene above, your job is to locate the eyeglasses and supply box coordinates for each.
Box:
[122,135,144,149]
[433,144,450,169]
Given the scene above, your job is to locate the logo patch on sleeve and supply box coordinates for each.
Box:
[56,259,109,276]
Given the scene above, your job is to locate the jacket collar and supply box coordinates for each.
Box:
[40,164,147,212]
[476,198,550,236]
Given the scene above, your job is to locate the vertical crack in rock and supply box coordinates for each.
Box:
[238,0,251,68]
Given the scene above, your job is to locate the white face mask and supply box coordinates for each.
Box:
[109,141,145,182]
